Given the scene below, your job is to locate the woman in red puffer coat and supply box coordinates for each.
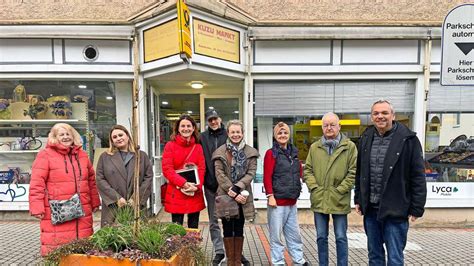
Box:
[162,114,205,228]
[29,123,101,256]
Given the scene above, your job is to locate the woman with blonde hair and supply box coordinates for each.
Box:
[212,119,259,266]
[29,123,101,256]
[96,124,153,227]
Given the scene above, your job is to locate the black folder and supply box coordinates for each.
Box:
[176,167,199,185]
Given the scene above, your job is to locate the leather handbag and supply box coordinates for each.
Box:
[49,193,85,225]
[215,194,239,219]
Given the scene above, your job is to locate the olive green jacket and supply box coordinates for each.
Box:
[303,135,357,214]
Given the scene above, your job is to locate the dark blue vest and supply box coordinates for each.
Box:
[272,148,302,200]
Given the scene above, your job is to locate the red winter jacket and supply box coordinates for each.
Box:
[162,135,206,214]
[29,143,101,256]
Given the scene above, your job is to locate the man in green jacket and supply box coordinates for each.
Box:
[303,112,357,266]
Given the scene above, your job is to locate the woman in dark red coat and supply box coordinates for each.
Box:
[29,123,101,256]
[162,114,206,228]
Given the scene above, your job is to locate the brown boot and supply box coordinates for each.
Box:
[233,237,244,266]
[223,237,235,266]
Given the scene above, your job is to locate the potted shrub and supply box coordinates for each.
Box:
[43,207,206,266]
[49,100,72,119]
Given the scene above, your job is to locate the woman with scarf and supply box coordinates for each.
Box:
[96,125,154,227]
[161,114,206,228]
[264,122,308,266]
[29,123,101,256]
[212,120,259,266]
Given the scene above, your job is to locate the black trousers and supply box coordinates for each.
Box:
[222,206,245,237]
[171,212,200,228]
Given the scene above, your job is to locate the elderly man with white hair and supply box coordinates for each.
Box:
[303,112,357,266]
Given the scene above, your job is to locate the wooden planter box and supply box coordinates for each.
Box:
[59,229,200,266]
[59,249,192,266]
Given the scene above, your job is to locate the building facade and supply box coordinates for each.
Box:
[0,0,472,223]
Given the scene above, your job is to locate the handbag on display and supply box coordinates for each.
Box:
[49,193,85,225]
[215,194,239,219]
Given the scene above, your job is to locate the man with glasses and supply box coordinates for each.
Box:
[304,112,357,266]
[354,100,426,265]
[201,109,228,265]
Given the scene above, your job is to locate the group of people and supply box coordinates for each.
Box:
[28,98,427,266]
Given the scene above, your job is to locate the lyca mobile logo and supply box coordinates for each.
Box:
[432,185,459,196]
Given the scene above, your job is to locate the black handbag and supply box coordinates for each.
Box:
[49,193,85,225]
[215,194,239,219]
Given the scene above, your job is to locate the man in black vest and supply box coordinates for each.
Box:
[201,109,228,265]
[354,100,427,266]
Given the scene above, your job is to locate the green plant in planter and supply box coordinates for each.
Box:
[114,205,135,226]
[23,103,47,119]
[91,225,133,252]
[42,208,206,265]
[162,223,187,237]
[136,225,166,256]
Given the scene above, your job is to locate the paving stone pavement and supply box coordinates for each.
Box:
[0,221,473,265]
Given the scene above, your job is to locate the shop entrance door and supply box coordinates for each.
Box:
[200,95,242,131]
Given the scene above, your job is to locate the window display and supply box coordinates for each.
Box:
[425,113,474,183]
[0,80,120,203]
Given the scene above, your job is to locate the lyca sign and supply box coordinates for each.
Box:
[441,4,474,86]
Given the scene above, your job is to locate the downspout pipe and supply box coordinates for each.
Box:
[421,29,433,154]
[244,32,254,145]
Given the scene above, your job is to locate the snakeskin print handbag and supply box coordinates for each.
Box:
[49,193,85,225]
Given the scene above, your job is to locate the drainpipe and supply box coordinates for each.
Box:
[421,30,432,153]
[244,33,254,145]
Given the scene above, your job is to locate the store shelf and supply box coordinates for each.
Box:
[0,119,87,125]
[0,150,40,154]
[430,162,474,169]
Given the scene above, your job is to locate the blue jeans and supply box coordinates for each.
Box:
[363,208,409,266]
[267,205,306,265]
[314,212,348,266]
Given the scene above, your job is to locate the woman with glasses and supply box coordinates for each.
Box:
[161,114,206,228]
[96,125,154,227]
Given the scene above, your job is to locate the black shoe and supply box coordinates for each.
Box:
[241,255,250,266]
[212,253,225,265]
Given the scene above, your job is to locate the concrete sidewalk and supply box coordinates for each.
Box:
[0,221,472,265]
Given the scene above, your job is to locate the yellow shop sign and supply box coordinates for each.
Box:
[143,19,179,63]
[177,0,192,59]
[193,18,240,63]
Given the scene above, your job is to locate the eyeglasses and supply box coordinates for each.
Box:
[322,124,338,129]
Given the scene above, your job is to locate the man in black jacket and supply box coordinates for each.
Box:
[201,109,228,265]
[354,100,426,266]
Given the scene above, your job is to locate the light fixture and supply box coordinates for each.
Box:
[187,110,193,114]
[78,84,87,89]
[190,81,204,89]
[234,110,239,114]
[208,106,214,110]
[106,96,113,100]
[162,101,169,105]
